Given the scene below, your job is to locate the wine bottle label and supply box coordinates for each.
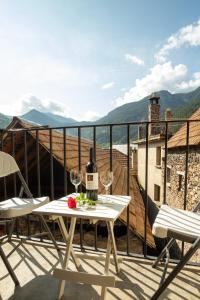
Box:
[86,173,98,190]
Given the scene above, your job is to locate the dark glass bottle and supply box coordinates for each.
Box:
[86,148,98,200]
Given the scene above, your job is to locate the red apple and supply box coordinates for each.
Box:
[68,197,76,208]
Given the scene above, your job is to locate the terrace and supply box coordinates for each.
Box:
[1,239,199,300]
[0,117,200,300]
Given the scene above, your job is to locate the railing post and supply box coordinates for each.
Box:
[78,127,84,250]
[126,124,130,255]
[24,131,28,185]
[182,120,190,256]
[144,123,149,258]
[93,126,96,160]
[36,130,41,197]
[12,131,17,196]
[93,126,98,251]
[36,129,43,239]
[183,121,190,210]
[24,130,31,236]
[1,132,7,200]
[109,125,113,194]
[49,128,54,200]
[163,122,168,204]
[63,128,67,195]
[49,128,55,237]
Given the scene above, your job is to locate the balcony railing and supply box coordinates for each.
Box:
[0,118,199,261]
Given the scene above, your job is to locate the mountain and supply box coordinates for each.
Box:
[45,112,76,125]
[173,94,200,119]
[0,113,11,128]
[94,87,200,144]
[21,109,77,127]
[1,87,200,144]
[97,87,200,124]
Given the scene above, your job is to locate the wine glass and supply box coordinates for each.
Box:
[100,170,113,202]
[70,169,82,196]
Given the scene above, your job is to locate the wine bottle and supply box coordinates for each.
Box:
[86,147,98,200]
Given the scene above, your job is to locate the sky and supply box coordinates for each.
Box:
[0,0,200,121]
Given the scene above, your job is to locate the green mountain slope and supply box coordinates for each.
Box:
[45,112,76,125]
[173,96,200,119]
[0,113,11,128]
[94,87,200,144]
[21,109,77,127]
[97,87,200,124]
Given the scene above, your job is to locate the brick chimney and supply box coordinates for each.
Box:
[148,92,160,136]
[165,108,173,134]
[138,125,145,139]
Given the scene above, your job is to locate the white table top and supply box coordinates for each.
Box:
[33,194,131,222]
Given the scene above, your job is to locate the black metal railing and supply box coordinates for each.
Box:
[0,118,199,259]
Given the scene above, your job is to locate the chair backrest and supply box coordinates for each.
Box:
[0,151,19,178]
[0,151,33,197]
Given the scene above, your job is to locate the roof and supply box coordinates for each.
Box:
[3,117,155,248]
[168,107,200,148]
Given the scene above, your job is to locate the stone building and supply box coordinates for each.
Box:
[166,107,200,211]
[135,93,172,205]
[164,107,200,262]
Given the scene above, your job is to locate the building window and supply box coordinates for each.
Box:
[177,171,184,191]
[167,167,171,183]
[154,184,160,202]
[178,174,183,191]
[156,147,161,166]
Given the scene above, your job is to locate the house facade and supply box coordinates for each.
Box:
[137,136,165,204]
[135,93,172,205]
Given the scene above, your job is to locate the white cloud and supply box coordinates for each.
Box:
[18,94,71,117]
[121,88,127,92]
[116,61,187,106]
[81,110,100,121]
[176,72,200,90]
[101,82,115,90]
[2,94,101,122]
[125,54,145,66]
[155,19,200,62]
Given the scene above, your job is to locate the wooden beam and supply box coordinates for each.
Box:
[53,269,115,287]
[75,252,123,264]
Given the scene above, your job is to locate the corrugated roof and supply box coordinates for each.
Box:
[168,107,200,148]
[3,117,155,247]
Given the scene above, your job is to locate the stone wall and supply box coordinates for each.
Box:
[166,147,200,210]
[164,147,200,262]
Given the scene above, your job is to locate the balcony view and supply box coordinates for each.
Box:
[0,1,200,299]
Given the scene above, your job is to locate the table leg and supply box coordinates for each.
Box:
[57,217,77,300]
[108,221,120,274]
[57,216,81,270]
[100,222,112,300]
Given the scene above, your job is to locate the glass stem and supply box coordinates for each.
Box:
[106,187,109,195]
[75,185,78,196]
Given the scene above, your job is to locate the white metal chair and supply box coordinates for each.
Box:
[0,151,59,286]
[151,203,200,299]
